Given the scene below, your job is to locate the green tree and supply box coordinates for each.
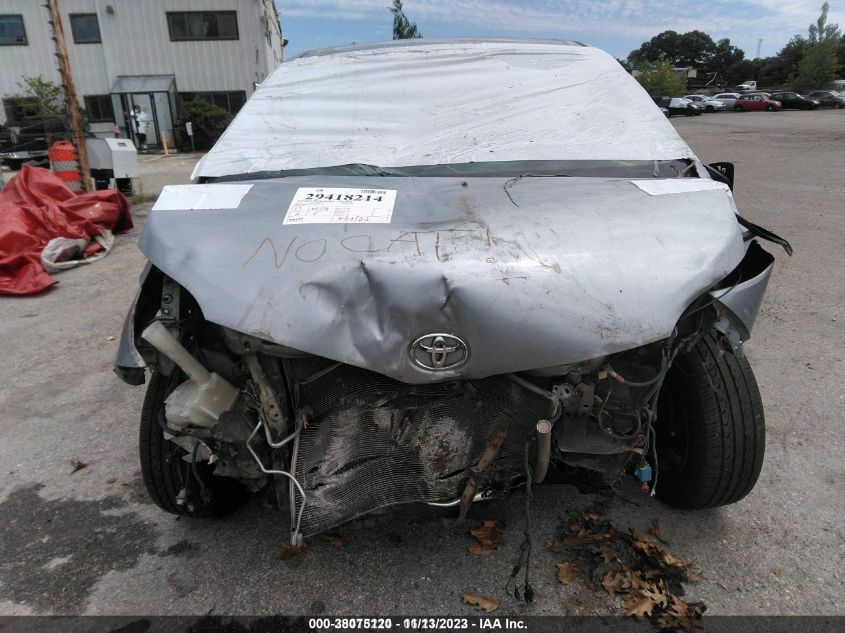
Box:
[725,59,764,86]
[793,2,841,89]
[15,75,65,117]
[634,58,687,96]
[677,30,717,67]
[628,30,717,68]
[837,35,845,78]
[628,30,681,65]
[710,38,745,76]
[615,57,632,71]
[763,36,808,85]
[180,97,232,150]
[389,0,421,40]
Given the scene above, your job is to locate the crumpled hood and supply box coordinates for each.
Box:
[140,175,746,383]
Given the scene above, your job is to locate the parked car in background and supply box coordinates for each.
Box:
[733,94,782,112]
[735,80,757,92]
[0,125,13,153]
[768,92,820,110]
[712,92,742,108]
[652,96,702,116]
[684,95,727,112]
[0,115,74,170]
[804,90,845,108]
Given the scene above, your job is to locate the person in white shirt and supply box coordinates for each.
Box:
[130,105,152,149]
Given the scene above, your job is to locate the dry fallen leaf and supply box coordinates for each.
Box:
[657,595,705,632]
[556,562,578,584]
[566,522,585,535]
[623,592,657,619]
[468,520,503,555]
[632,532,657,556]
[548,538,565,553]
[107,336,116,341]
[628,568,649,591]
[281,543,307,560]
[639,583,670,608]
[70,459,88,473]
[601,570,628,596]
[591,543,618,562]
[685,570,706,583]
[320,535,344,548]
[462,592,499,613]
[656,548,689,569]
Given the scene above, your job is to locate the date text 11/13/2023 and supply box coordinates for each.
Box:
[307,617,529,630]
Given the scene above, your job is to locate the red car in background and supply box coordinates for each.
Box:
[734,94,782,111]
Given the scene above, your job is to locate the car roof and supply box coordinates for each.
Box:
[296,37,588,59]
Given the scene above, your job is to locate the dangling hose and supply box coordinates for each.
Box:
[506,441,535,603]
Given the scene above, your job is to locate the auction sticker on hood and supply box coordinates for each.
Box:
[283,187,397,224]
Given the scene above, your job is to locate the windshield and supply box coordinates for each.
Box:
[193,40,695,181]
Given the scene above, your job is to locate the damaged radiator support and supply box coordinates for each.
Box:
[283,359,549,536]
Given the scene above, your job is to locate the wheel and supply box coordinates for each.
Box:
[706,106,715,112]
[734,104,743,111]
[765,104,774,111]
[654,333,765,509]
[140,371,249,517]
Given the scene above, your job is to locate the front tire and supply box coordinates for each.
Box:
[734,104,743,112]
[139,371,249,518]
[654,333,765,509]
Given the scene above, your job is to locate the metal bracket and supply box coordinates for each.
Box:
[244,354,286,436]
[156,276,180,375]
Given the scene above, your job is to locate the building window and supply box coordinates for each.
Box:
[84,95,114,122]
[179,91,246,115]
[69,14,101,44]
[167,12,238,41]
[0,14,27,45]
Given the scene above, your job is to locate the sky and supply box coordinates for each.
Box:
[276,0,845,61]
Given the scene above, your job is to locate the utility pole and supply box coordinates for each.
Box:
[755,38,763,59]
[46,0,91,192]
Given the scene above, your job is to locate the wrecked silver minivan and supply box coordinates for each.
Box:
[115,39,790,544]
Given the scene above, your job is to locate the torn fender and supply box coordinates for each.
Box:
[114,263,160,385]
[134,175,748,384]
[711,241,775,342]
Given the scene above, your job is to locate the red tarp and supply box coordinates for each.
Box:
[0,165,133,295]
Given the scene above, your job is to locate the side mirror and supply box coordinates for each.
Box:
[705,162,734,191]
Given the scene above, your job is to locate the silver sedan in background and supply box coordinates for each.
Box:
[712,92,742,108]
[684,94,728,112]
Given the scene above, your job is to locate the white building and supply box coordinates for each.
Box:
[0,0,284,147]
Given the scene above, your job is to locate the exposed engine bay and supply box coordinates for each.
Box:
[123,241,776,544]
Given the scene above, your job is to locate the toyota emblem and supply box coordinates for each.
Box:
[410,333,469,371]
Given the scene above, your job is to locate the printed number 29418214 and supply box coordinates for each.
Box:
[283,187,397,225]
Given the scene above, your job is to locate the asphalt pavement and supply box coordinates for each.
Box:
[0,109,843,616]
